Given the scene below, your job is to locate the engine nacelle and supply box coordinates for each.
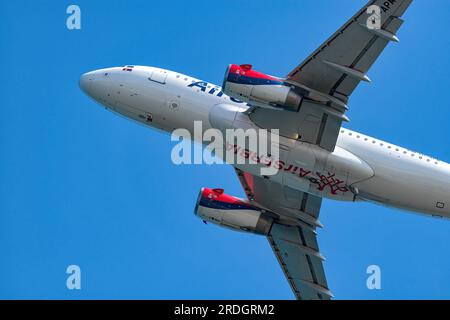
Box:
[222,64,303,112]
[194,187,274,235]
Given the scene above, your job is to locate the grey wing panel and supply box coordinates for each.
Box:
[235,168,323,227]
[268,223,332,300]
[288,0,413,102]
[249,100,342,152]
[234,169,331,300]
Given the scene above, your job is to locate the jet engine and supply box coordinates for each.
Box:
[194,187,274,235]
[222,64,303,112]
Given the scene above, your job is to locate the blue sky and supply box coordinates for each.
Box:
[1,0,450,299]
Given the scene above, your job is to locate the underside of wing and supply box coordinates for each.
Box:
[288,0,413,102]
[247,0,412,152]
[235,169,331,299]
[235,168,323,228]
[268,223,332,300]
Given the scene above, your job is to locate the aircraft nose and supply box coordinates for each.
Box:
[79,73,91,94]
[79,69,110,98]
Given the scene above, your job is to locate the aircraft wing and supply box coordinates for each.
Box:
[249,0,413,152]
[235,169,332,300]
[287,0,413,100]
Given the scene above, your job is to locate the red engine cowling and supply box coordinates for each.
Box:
[222,64,303,112]
[194,187,273,235]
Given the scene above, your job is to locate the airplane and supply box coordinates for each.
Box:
[79,0,449,299]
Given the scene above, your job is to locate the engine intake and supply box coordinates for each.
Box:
[194,187,274,235]
[222,64,303,112]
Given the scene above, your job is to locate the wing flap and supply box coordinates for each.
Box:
[269,223,332,300]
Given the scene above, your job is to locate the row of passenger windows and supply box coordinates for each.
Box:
[341,129,439,165]
[175,74,192,82]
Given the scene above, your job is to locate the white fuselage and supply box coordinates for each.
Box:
[80,66,450,219]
